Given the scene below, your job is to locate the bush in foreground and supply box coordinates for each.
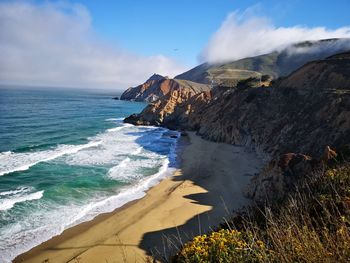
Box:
[173,163,350,263]
[174,229,273,263]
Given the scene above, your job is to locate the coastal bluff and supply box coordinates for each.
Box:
[124,51,350,203]
[120,74,210,103]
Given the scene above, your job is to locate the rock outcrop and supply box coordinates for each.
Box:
[120,74,168,102]
[125,51,350,202]
[120,74,210,103]
[124,79,211,129]
[245,152,315,202]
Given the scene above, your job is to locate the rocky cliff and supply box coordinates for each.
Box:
[197,52,350,159]
[128,52,350,157]
[124,78,211,129]
[120,74,168,102]
[120,74,210,103]
[125,52,350,202]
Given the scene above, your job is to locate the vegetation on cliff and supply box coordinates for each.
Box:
[174,229,272,262]
[126,52,350,166]
[174,160,350,262]
[169,50,350,261]
[123,41,350,262]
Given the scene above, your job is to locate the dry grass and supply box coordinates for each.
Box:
[173,162,350,263]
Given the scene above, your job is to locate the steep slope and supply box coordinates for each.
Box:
[125,52,350,200]
[124,81,211,128]
[197,52,350,159]
[120,74,210,102]
[130,52,350,157]
[120,74,168,102]
[175,38,350,85]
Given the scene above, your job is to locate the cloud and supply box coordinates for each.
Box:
[0,1,187,90]
[201,9,350,63]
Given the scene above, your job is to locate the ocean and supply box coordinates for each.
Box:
[0,87,179,262]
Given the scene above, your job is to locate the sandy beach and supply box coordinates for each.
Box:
[14,132,262,263]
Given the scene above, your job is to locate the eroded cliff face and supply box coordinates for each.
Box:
[128,53,350,157]
[125,52,350,202]
[120,74,210,103]
[124,83,211,129]
[120,74,170,102]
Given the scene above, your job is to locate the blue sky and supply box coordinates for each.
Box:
[1,0,350,89]
[63,0,350,64]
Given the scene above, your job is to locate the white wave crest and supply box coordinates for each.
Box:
[0,126,180,262]
[107,123,133,132]
[64,125,140,166]
[0,186,30,196]
[0,141,102,176]
[66,152,173,229]
[0,122,154,177]
[0,188,44,211]
[107,158,131,179]
[107,129,179,182]
[105,117,125,122]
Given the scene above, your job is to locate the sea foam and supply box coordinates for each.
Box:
[0,122,179,263]
[0,187,44,211]
[0,141,101,176]
[0,123,135,176]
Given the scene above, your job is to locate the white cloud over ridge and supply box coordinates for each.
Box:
[0,2,186,90]
[201,11,350,63]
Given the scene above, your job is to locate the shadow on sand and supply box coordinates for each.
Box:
[129,129,259,261]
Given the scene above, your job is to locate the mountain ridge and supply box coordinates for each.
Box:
[175,38,350,86]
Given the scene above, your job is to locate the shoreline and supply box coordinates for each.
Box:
[14,132,263,263]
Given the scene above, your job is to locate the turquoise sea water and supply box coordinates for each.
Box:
[0,87,179,262]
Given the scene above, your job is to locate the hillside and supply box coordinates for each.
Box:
[125,51,350,201]
[175,38,350,85]
[121,45,350,262]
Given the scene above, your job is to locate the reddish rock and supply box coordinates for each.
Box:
[245,152,314,202]
[120,74,169,102]
[321,146,338,162]
[120,74,210,103]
